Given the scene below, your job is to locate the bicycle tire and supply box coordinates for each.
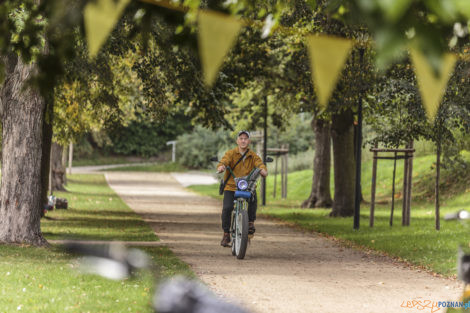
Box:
[235,201,249,259]
[231,238,236,255]
[231,210,236,255]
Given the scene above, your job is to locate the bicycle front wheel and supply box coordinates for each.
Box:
[235,201,249,259]
[231,210,236,256]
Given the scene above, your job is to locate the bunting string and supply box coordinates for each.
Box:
[84,1,458,120]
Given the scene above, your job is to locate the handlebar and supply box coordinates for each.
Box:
[210,156,274,163]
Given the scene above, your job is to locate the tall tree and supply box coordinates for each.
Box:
[0,53,47,245]
[330,108,356,216]
[301,117,332,208]
[0,0,143,244]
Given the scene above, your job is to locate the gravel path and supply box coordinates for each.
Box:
[105,172,462,313]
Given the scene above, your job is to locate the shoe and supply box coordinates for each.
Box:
[248,222,256,235]
[220,233,231,247]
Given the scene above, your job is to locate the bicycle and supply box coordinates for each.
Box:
[211,156,268,260]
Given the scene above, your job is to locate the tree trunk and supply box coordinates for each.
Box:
[0,53,47,245]
[330,108,356,217]
[301,117,332,208]
[40,99,53,215]
[51,142,66,191]
[62,144,68,186]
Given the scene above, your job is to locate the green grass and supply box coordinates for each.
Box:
[189,184,223,201]
[260,206,469,276]
[43,175,158,241]
[0,245,193,312]
[72,155,142,167]
[188,153,470,277]
[0,174,194,313]
[105,162,187,172]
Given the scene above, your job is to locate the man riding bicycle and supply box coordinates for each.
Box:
[217,131,268,247]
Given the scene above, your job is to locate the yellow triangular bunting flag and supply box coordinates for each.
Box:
[198,10,243,87]
[306,35,353,109]
[410,49,456,121]
[84,0,131,58]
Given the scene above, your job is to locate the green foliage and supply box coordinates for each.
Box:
[174,113,315,169]
[131,10,232,130]
[107,113,191,157]
[160,1,321,132]
[0,1,198,150]
[267,113,315,155]
[179,0,373,124]
[176,126,232,168]
[53,18,154,145]
[364,62,427,147]
[334,0,470,70]
[73,135,95,159]
[1,1,47,64]
[0,0,87,98]
[222,24,312,130]
[364,53,470,171]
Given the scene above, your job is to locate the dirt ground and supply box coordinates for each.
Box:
[105,172,462,313]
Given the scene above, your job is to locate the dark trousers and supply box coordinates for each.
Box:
[222,190,257,233]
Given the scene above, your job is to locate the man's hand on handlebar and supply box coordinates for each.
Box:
[217,165,226,173]
[260,169,268,177]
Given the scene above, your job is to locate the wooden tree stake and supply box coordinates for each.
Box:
[390,152,397,226]
[369,142,378,227]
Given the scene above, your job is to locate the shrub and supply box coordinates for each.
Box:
[176,113,316,169]
[176,127,232,168]
[107,114,190,158]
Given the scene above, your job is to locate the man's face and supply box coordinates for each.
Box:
[237,134,250,149]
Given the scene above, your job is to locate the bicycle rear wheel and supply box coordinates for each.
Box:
[235,201,249,259]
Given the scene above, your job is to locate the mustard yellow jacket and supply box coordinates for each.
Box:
[218,147,267,192]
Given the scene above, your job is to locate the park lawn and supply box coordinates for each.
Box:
[73,155,139,167]
[105,162,187,173]
[0,174,194,313]
[188,154,470,277]
[42,175,158,241]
